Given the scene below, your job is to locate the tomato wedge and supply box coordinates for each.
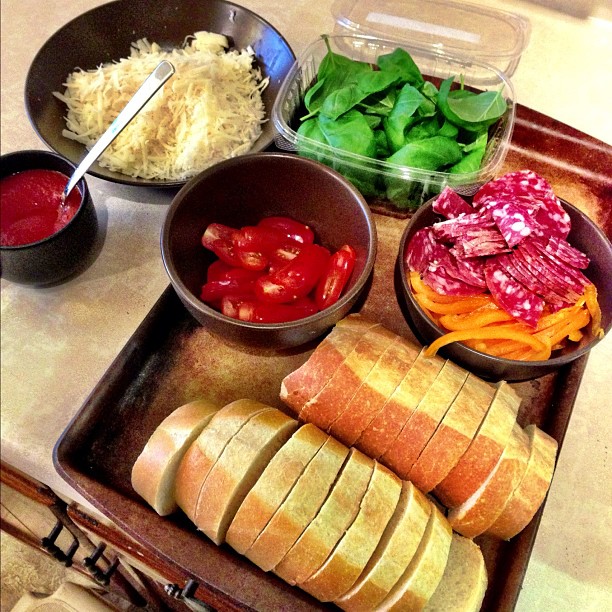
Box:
[234,297,319,323]
[257,216,314,246]
[255,244,330,304]
[315,244,357,310]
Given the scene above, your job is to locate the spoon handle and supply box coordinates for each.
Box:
[63,59,175,198]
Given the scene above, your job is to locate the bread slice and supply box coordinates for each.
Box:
[355,348,445,460]
[328,335,421,447]
[487,424,558,540]
[335,481,432,611]
[280,314,378,417]
[226,423,329,555]
[375,504,453,611]
[192,408,298,544]
[381,360,469,481]
[299,324,398,432]
[423,534,487,612]
[435,381,520,508]
[408,373,496,493]
[175,398,271,521]
[274,448,374,586]
[299,461,403,602]
[244,434,350,571]
[448,424,531,538]
[131,399,219,515]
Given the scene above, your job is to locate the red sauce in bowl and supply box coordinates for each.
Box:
[0,169,81,247]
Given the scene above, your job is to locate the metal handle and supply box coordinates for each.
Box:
[41,518,79,567]
[165,580,214,612]
[63,59,175,198]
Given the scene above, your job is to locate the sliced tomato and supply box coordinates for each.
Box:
[257,216,315,246]
[201,223,236,250]
[315,244,357,310]
[200,276,257,306]
[255,243,331,304]
[235,297,319,323]
[206,259,234,282]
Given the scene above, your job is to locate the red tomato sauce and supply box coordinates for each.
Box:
[0,169,81,247]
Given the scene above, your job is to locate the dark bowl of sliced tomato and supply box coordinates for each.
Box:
[161,152,377,348]
[397,170,612,382]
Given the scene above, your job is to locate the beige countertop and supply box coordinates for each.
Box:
[1,0,611,609]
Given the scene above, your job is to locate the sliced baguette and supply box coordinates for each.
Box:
[280,314,378,417]
[192,408,298,544]
[131,399,219,515]
[487,424,558,540]
[328,335,421,447]
[335,481,432,611]
[423,534,487,612]
[226,423,329,555]
[244,434,350,571]
[355,348,445,460]
[448,424,531,538]
[175,398,270,521]
[435,381,520,508]
[408,373,496,493]
[381,359,469,480]
[299,461,403,602]
[274,448,374,586]
[375,504,453,611]
[299,324,398,432]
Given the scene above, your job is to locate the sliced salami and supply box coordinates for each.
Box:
[432,186,474,219]
[423,263,484,296]
[405,227,439,274]
[478,197,536,248]
[516,244,581,302]
[543,235,590,270]
[451,228,511,258]
[485,258,545,328]
[432,212,495,241]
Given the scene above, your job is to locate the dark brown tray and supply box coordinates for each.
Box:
[54,104,611,611]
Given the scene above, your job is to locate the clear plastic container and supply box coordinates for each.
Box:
[272,0,530,213]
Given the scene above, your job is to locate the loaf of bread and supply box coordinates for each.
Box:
[280,314,558,543]
[135,399,482,609]
[130,399,219,516]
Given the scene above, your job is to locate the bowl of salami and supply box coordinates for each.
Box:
[398,169,612,381]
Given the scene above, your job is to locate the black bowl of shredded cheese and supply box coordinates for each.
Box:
[25,0,295,188]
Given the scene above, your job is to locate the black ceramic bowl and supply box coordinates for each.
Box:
[0,150,99,286]
[25,0,295,188]
[162,152,377,348]
[398,197,612,382]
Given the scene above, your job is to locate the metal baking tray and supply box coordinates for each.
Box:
[54,103,610,611]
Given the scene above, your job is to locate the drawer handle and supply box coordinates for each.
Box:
[165,580,214,612]
[84,542,119,586]
[41,519,79,567]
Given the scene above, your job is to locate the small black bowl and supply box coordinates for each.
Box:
[0,150,99,286]
[161,152,377,349]
[398,197,612,382]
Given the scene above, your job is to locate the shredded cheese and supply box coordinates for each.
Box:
[53,32,269,181]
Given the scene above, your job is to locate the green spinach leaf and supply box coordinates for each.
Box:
[377,47,424,87]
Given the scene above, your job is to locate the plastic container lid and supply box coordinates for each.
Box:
[331,0,530,78]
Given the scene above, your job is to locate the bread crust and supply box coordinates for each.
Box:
[448,424,531,538]
[245,434,350,571]
[381,360,468,480]
[376,504,453,611]
[193,408,298,544]
[225,423,329,555]
[335,481,432,611]
[280,314,377,416]
[299,461,402,602]
[435,381,520,508]
[299,324,396,432]
[408,373,496,493]
[328,336,420,447]
[487,424,558,540]
[355,348,445,460]
[274,448,374,586]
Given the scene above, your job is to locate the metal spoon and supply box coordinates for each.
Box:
[62,59,175,200]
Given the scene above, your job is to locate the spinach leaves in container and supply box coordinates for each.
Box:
[285,36,513,211]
